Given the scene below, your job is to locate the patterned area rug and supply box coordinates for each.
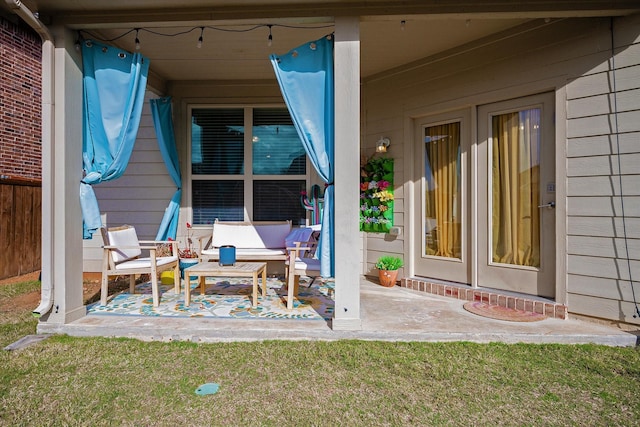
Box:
[463,301,547,322]
[87,277,334,320]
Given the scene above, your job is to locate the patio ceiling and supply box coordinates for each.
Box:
[83,19,533,82]
[4,1,640,83]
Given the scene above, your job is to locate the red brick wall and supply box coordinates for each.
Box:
[0,16,42,182]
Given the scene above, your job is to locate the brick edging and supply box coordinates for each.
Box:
[400,277,568,320]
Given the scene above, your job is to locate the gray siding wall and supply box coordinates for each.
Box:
[83,91,176,272]
[362,14,640,324]
[565,14,640,324]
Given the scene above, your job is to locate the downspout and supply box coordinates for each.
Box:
[4,0,52,41]
[5,0,56,316]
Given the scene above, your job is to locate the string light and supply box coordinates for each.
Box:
[74,31,81,51]
[134,28,140,50]
[78,23,333,51]
[400,20,406,31]
[197,27,204,48]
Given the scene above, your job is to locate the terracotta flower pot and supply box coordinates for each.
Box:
[378,269,399,287]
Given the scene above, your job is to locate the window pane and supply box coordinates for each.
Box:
[193,180,244,223]
[192,108,244,175]
[253,180,306,223]
[491,109,540,267]
[424,122,462,259]
[252,108,306,175]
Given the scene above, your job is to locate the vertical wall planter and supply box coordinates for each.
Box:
[360,157,394,233]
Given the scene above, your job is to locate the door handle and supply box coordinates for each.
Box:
[538,201,555,209]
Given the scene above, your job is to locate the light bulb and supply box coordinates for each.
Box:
[197,27,204,48]
[134,29,140,50]
[400,20,406,31]
[267,25,273,47]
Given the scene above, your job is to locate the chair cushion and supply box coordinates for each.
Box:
[107,226,142,263]
[114,256,177,270]
[294,257,321,272]
[285,227,315,248]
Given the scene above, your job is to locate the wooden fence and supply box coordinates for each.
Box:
[0,180,41,280]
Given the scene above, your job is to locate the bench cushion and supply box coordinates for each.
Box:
[211,222,291,249]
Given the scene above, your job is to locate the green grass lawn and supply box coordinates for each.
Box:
[1,279,639,426]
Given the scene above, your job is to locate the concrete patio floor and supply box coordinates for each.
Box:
[38,277,639,346]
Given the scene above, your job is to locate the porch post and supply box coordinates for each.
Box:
[332,16,362,330]
[37,27,85,328]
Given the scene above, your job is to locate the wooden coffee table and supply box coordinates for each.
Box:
[183,262,267,306]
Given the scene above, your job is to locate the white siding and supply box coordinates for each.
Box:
[363,14,640,324]
[83,91,175,272]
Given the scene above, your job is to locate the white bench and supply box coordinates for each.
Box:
[199,220,294,263]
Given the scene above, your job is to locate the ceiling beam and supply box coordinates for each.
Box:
[39,1,640,28]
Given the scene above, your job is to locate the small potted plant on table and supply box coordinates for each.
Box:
[375,255,404,287]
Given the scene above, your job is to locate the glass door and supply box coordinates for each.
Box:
[477,93,555,297]
[413,110,470,283]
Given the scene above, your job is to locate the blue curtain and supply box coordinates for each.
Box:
[151,97,182,240]
[270,35,335,277]
[80,40,149,239]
